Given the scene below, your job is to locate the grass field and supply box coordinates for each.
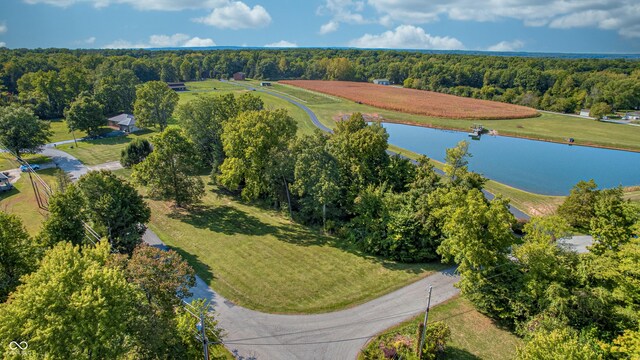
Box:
[144,179,445,314]
[281,80,539,120]
[277,82,640,152]
[0,167,57,235]
[56,130,156,165]
[360,297,522,360]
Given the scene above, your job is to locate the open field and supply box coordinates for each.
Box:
[360,297,522,360]
[281,80,539,120]
[0,167,57,235]
[144,179,445,314]
[0,153,51,172]
[278,82,640,152]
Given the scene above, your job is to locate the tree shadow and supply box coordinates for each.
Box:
[166,244,216,287]
[444,347,481,360]
[168,204,279,236]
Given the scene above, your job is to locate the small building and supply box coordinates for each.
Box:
[233,72,246,81]
[373,79,391,85]
[579,109,591,117]
[108,113,139,133]
[0,173,12,192]
[167,82,187,91]
[260,82,272,86]
[623,112,640,120]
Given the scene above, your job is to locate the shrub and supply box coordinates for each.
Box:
[120,138,152,168]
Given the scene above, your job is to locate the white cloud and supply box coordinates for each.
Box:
[317,0,640,38]
[0,42,6,48]
[349,25,464,50]
[84,36,96,44]
[193,1,271,29]
[23,0,228,11]
[319,21,339,34]
[149,33,190,47]
[487,40,524,52]
[0,22,7,34]
[264,40,297,48]
[105,33,215,48]
[183,37,216,47]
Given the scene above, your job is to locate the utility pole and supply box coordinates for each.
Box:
[198,310,210,360]
[417,285,433,359]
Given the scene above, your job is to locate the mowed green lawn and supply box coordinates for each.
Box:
[0,167,57,235]
[144,179,445,314]
[360,297,522,360]
[56,130,156,165]
[273,81,640,152]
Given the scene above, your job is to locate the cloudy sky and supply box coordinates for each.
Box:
[0,0,638,53]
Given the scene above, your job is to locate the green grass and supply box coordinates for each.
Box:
[0,168,57,235]
[56,131,156,165]
[47,119,85,143]
[274,82,640,152]
[143,179,445,314]
[360,297,522,360]
[0,153,51,172]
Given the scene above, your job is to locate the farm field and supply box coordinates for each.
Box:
[277,81,640,152]
[144,178,445,314]
[359,297,522,360]
[280,80,539,120]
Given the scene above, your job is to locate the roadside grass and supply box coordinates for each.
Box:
[56,130,156,165]
[142,178,446,314]
[0,153,51,171]
[0,167,57,235]
[276,82,640,152]
[360,296,522,360]
[47,119,87,143]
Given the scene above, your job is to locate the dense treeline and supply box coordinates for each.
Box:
[1,48,639,119]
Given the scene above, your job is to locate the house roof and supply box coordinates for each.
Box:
[374,79,390,82]
[108,113,136,127]
[0,173,9,181]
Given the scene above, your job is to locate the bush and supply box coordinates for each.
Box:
[421,321,451,360]
[120,138,152,168]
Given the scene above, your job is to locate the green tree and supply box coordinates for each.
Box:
[133,80,179,131]
[219,109,297,201]
[0,241,142,359]
[327,113,389,210]
[443,140,471,184]
[17,70,66,119]
[0,105,51,159]
[516,326,602,360]
[589,188,637,254]
[64,93,105,136]
[589,102,612,119]
[290,131,339,229]
[94,69,139,114]
[120,138,152,168]
[557,180,599,229]
[0,212,39,302]
[421,321,452,360]
[39,183,87,247]
[175,299,224,359]
[132,128,204,207]
[77,170,151,254]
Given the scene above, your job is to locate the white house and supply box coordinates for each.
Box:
[373,79,391,85]
[579,109,590,117]
[108,114,139,133]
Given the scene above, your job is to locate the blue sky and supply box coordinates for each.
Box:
[0,0,638,53]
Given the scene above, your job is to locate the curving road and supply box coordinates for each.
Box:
[40,85,590,359]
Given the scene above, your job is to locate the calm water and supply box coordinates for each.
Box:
[380,123,640,195]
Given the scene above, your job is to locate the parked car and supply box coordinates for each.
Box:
[20,164,40,172]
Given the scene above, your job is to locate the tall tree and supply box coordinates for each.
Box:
[0,241,142,359]
[64,93,105,137]
[557,179,599,229]
[443,140,471,184]
[589,187,637,254]
[39,183,87,247]
[291,131,339,229]
[326,113,389,211]
[132,128,204,207]
[94,69,139,114]
[219,109,297,202]
[0,212,39,302]
[120,138,152,168]
[0,105,51,159]
[133,80,179,131]
[77,170,151,254]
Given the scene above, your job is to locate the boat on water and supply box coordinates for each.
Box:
[468,124,484,138]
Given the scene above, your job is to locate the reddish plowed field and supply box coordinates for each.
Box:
[280,80,539,120]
